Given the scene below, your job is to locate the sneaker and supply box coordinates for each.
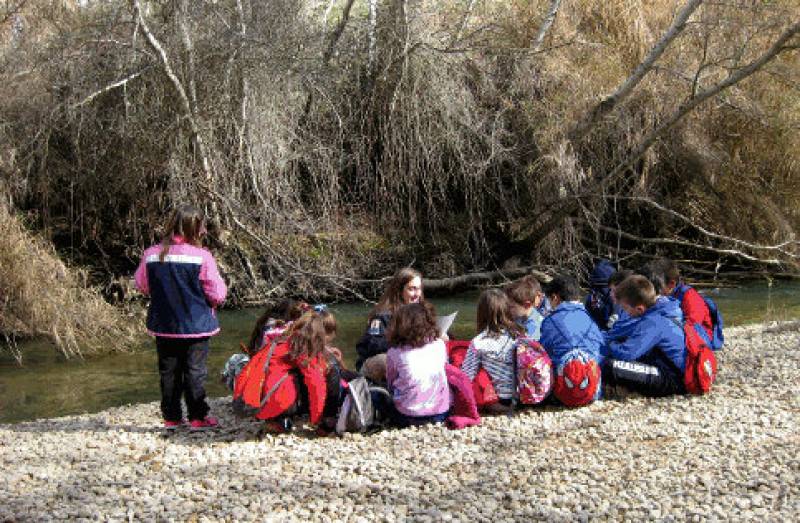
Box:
[163,419,186,431]
[257,418,293,438]
[189,416,219,431]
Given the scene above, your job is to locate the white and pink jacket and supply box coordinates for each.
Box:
[134,236,227,338]
[386,338,450,417]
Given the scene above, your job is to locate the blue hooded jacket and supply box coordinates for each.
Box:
[606,297,686,371]
[603,308,639,344]
[540,302,605,368]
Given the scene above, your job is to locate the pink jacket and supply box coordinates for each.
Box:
[445,364,481,430]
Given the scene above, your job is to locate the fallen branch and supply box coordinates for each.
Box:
[423,266,551,295]
[590,223,785,266]
[605,195,799,258]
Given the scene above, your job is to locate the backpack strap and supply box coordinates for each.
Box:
[258,338,290,408]
[259,374,290,408]
[672,282,688,303]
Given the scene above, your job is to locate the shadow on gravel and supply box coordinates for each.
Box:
[5,418,162,435]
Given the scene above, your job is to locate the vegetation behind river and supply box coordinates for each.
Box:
[0,1,799,358]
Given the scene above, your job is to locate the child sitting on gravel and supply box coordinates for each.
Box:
[223,299,309,391]
[584,259,617,331]
[604,269,637,341]
[385,303,451,427]
[603,275,686,397]
[540,275,604,407]
[657,258,714,341]
[461,289,524,413]
[253,310,332,434]
[504,275,545,340]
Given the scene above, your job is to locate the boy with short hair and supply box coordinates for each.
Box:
[658,258,713,340]
[540,275,604,406]
[504,275,545,341]
[603,275,686,396]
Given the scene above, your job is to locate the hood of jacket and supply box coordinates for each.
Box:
[648,296,684,322]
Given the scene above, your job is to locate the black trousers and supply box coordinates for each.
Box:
[603,357,685,397]
[156,337,211,422]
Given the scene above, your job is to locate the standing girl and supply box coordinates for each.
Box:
[134,205,227,430]
[385,303,450,427]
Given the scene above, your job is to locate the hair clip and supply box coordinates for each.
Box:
[313,304,328,313]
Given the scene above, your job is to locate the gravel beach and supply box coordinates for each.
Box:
[2,323,799,522]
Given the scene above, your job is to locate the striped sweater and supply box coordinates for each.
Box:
[460,329,517,399]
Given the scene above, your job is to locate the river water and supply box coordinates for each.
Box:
[1,282,798,423]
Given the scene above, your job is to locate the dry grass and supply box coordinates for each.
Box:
[0,203,142,362]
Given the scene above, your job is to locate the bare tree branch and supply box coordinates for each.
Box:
[321,0,357,65]
[589,223,786,266]
[531,0,562,53]
[572,0,704,140]
[130,0,214,186]
[74,67,149,107]
[520,20,800,248]
[605,196,799,257]
[423,266,552,294]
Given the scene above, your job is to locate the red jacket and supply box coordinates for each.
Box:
[447,340,499,407]
[254,341,328,425]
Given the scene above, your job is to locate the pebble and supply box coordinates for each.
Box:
[0,323,799,520]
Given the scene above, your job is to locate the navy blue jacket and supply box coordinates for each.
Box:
[135,238,227,338]
[540,302,605,367]
[605,297,686,371]
[355,311,392,371]
[584,288,615,330]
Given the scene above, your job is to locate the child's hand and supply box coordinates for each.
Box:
[326,346,344,363]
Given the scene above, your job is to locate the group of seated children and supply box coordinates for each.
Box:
[228,258,721,435]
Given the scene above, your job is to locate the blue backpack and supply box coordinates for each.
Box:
[674,284,724,351]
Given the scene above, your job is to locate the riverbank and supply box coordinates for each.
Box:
[2,322,799,521]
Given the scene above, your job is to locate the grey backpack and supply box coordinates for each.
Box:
[335,377,389,434]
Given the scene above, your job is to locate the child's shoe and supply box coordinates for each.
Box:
[257,418,293,438]
[163,419,186,431]
[189,416,219,431]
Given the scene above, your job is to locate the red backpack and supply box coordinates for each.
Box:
[232,339,289,417]
[681,322,718,395]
